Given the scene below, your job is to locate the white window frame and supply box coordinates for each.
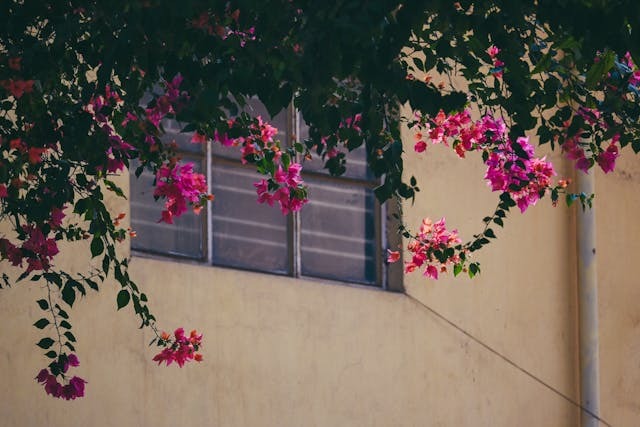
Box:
[130,104,404,290]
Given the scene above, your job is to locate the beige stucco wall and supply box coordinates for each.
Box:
[1,131,639,426]
[596,154,640,427]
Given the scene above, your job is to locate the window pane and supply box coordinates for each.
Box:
[210,162,289,274]
[300,177,378,285]
[130,158,205,259]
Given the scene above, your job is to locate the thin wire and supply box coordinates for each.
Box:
[403,292,613,427]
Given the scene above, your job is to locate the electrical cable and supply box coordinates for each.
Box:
[403,292,613,427]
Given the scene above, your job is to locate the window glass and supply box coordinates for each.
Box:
[129,98,384,287]
[210,161,289,273]
[300,176,377,284]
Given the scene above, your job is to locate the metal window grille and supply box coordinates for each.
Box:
[130,100,398,288]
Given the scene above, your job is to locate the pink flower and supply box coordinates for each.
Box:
[214,130,235,146]
[67,354,80,367]
[191,132,207,144]
[424,265,439,279]
[254,179,274,206]
[154,162,210,223]
[387,249,401,263]
[343,114,362,132]
[0,184,7,198]
[597,142,619,173]
[36,357,86,400]
[0,238,22,266]
[28,147,47,164]
[576,157,591,173]
[285,163,303,187]
[414,140,427,153]
[274,165,287,184]
[487,45,500,57]
[403,217,461,279]
[257,117,278,142]
[69,376,86,398]
[153,328,203,368]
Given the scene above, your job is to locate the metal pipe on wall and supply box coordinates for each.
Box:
[575,167,600,427]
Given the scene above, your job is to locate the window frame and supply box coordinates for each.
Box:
[130,104,404,291]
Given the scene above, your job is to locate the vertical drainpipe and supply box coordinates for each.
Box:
[575,165,600,427]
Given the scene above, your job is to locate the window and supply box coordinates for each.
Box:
[130,100,401,288]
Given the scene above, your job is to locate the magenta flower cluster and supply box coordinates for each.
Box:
[152,328,203,367]
[143,75,189,129]
[154,162,211,224]
[412,109,557,212]
[35,354,86,400]
[209,116,309,214]
[484,137,556,212]
[401,217,462,279]
[255,162,306,214]
[0,224,60,273]
[562,108,620,174]
[487,45,504,78]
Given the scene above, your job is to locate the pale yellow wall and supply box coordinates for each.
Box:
[595,154,640,427]
[1,130,639,427]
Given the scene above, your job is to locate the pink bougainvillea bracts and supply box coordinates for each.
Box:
[208,115,308,214]
[487,45,504,78]
[393,217,462,279]
[154,162,212,224]
[35,354,86,400]
[484,137,556,213]
[597,139,620,173]
[411,109,558,212]
[0,224,60,273]
[152,328,203,367]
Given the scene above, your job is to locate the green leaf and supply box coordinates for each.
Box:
[453,264,463,277]
[585,50,615,88]
[45,351,57,359]
[64,331,76,343]
[531,52,552,75]
[59,320,72,329]
[412,57,425,72]
[37,338,55,349]
[102,255,110,274]
[485,229,496,238]
[90,237,104,258]
[85,278,99,291]
[104,179,126,198]
[61,284,76,307]
[117,289,130,310]
[33,318,50,329]
[468,263,480,278]
[36,299,49,310]
[56,305,69,319]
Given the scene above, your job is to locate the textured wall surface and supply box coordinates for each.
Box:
[1,132,639,427]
